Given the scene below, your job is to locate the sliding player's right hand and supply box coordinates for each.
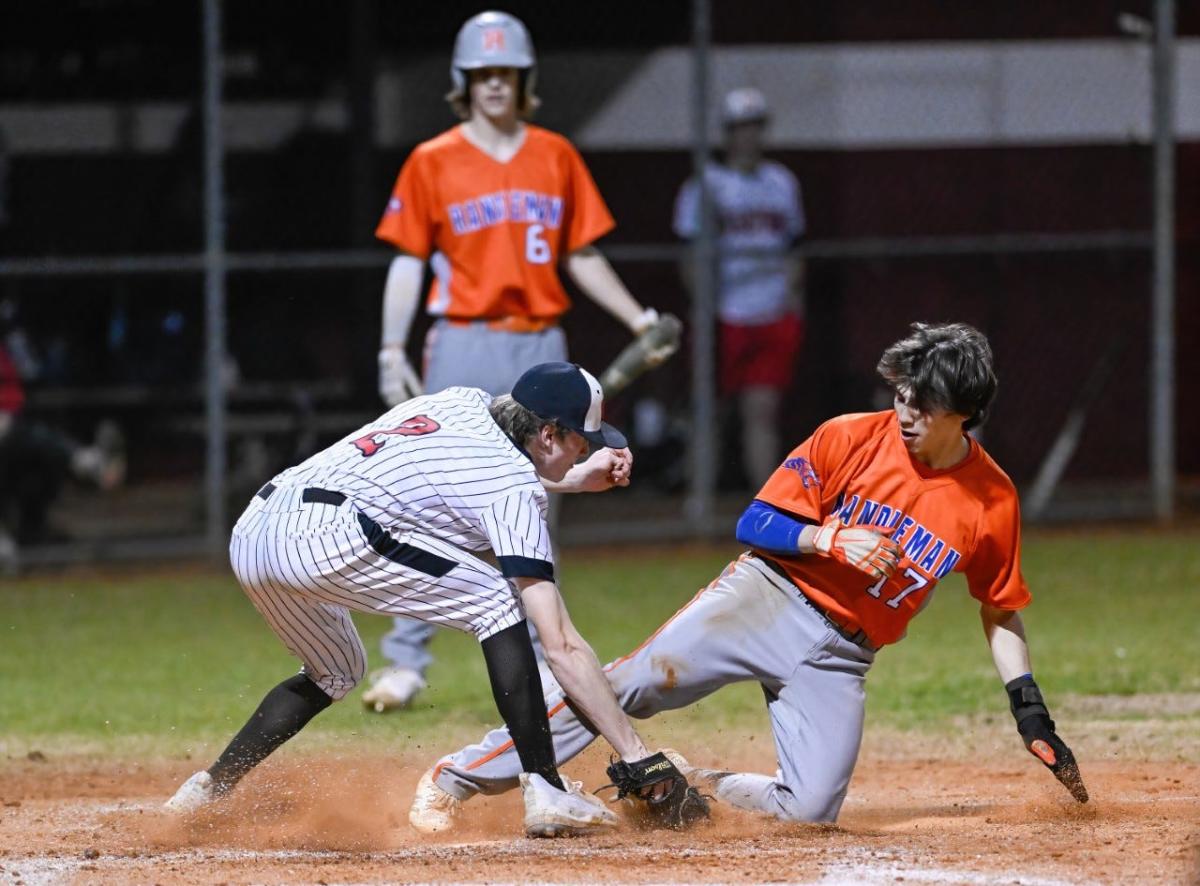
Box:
[812,516,901,579]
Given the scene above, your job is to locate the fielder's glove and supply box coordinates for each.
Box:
[1006,675,1089,803]
[812,515,902,580]
[378,345,422,407]
[602,751,711,830]
[630,308,683,368]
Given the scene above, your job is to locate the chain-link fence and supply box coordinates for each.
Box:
[0,0,1193,568]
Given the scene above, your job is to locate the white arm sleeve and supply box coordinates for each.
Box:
[380,253,425,348]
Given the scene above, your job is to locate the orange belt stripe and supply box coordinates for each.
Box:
[445,316,559,334]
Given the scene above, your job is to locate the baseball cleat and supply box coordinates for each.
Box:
[361,667,426,713]
[409,768,461,834]
[520,772,619,838]
[163,770,215,814]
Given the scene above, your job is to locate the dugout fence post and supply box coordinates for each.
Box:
[686,0,718,535]
[1150,0,1176,523]
[201,0,229,553]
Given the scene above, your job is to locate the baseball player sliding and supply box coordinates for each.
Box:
[408,322,1087,833]
[367,10,678,712]
[164,362,703,836]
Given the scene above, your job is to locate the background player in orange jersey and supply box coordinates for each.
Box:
[407,321,1087,833]
[365,11,673,712]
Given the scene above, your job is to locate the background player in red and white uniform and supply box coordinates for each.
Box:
[165,362,683,836]
[674,87,806,488]
[407,322,1086,832]
[368,11,669,711]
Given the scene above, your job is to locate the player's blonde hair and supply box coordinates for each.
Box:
[489,394,565,445]
[876,322,998,430]
[446,70,540,121]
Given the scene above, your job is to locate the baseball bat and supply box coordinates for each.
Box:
[599,313,683,397]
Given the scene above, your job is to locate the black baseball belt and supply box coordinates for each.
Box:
[751,553,878,652]
[254,483,455,578]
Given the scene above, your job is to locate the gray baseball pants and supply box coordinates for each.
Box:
[381,320,567,673]
[432,554,876,822]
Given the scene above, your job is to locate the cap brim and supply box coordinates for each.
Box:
[579,421,627,450]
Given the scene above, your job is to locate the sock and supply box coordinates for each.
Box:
[480,621,565,791]
[207,673,332,794]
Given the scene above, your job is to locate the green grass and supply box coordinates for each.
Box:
[1,532,1196,754]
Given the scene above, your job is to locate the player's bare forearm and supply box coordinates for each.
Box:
[380,252,424,347]
[564,246,648,332]
[540,448,631,493]
[518,578,649,762]
[981,605,1033,684]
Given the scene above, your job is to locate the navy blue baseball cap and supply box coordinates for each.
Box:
[511,362,627,449]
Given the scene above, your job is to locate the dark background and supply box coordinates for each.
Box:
[1,1,1196,496]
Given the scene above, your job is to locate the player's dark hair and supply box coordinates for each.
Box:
[876,322,998,430]
[489,394,567,444]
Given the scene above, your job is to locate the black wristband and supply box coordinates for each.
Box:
[1005,674,1050,725]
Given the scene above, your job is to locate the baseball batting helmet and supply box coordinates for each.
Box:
[722,87,769,126]
[449,11,537,104]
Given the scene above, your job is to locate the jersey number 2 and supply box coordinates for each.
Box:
[526,224,551,264]
[352,415,440,457]
[866,567,929,609]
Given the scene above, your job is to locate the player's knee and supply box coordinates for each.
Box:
[307,665,365,702]
[618,678,672,719]
[769,781,844,823]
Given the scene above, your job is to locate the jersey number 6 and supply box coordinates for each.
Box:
[526,224,551,264]
[352,415,441,457]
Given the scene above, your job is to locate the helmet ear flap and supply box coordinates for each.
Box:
[517,68,539,114]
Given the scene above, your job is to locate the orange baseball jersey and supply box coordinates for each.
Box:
[754,410,1030,647]
[375,125,615,320]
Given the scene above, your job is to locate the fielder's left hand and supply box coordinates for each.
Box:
[1007,675,1088,803]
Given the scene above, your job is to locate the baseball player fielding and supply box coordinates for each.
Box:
[163,362,703,836]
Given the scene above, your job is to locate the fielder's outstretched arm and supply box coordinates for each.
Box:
[516,577,651,763]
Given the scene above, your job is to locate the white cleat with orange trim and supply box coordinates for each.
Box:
[409,767,461,834]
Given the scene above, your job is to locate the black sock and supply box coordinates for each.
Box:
[207,673,333,794]
[480,621,565,792]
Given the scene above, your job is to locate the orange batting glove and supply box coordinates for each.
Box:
[811,516,902,579]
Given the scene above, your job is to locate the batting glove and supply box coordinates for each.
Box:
[378,346,423,407]
[811,515,902,579]
[1006,675,1089,803]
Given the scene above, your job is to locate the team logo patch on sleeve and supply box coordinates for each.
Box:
[782,456,821,489]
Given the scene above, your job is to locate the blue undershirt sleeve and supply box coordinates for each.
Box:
[735,500,812,556]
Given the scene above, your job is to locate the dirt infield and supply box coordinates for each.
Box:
[1,742,1196,885]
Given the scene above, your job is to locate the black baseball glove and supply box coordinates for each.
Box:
[1007,675,1089,803]
[602,751,711,830]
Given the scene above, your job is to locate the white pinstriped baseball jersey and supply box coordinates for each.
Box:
[274,385,554,580]
[226,386,554,700]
